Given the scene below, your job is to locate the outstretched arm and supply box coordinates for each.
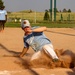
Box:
[20,47,29,57]
[32,26,47,32]
[26,26,47,33]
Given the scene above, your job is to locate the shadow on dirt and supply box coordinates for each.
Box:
[0,43,39,75]
[1,43,75,75]
[0,43,20,55]
[66,52,75,75]
[0,43,31,56]
[66,69,75,75]
[46,30,75,36]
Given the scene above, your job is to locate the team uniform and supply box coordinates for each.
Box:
[23,26,58,60]
[0,9,7,30]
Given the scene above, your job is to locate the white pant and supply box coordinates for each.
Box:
[31,44,59,61]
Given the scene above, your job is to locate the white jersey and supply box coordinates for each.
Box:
[0,10,7,20]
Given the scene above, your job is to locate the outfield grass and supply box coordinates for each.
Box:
[5,22,75,28]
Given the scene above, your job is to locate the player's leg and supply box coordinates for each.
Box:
[42,44,59,60]
[0,21,3,32]
[2,22,5,30]
[30,50,41,61]
[2,21,6,31]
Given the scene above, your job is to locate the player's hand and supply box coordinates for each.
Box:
[26,29,33,33]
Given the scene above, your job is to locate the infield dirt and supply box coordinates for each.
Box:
[0,28,75,75]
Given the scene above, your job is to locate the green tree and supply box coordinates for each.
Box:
[0,0,4,8]
[68,9,71,13]
[56,8,58,12]
[63,8,67,12]
[44,10,49,20]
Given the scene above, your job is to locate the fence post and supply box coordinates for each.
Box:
[67,14,70,21]
[60,14,63,21]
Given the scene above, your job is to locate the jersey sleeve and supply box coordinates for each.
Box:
[31,26,43,35]
[23,38,29,48]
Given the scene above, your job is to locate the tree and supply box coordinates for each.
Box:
[68,9,71,13]
[44,10,49,20]
[63,8,67,12]
[55,8,58,12]
[0,0,4,8]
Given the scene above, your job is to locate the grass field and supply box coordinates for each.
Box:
[5,22,75,28]
[8,11,75,22]
[6,11,75,28]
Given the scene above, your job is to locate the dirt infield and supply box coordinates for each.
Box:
[0,28,75,75]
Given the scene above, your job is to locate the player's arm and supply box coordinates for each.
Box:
[32,26,47,32]
[20,47,29,57]
[27,26,47,33]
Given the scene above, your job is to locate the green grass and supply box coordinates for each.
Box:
[33,23,75,28]
[7,11,75,28]
[5,22,75,28]
[5,22,21,27]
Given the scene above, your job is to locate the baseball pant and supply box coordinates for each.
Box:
[31,44,58,61]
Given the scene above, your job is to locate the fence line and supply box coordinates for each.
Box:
[7,12,75,23]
